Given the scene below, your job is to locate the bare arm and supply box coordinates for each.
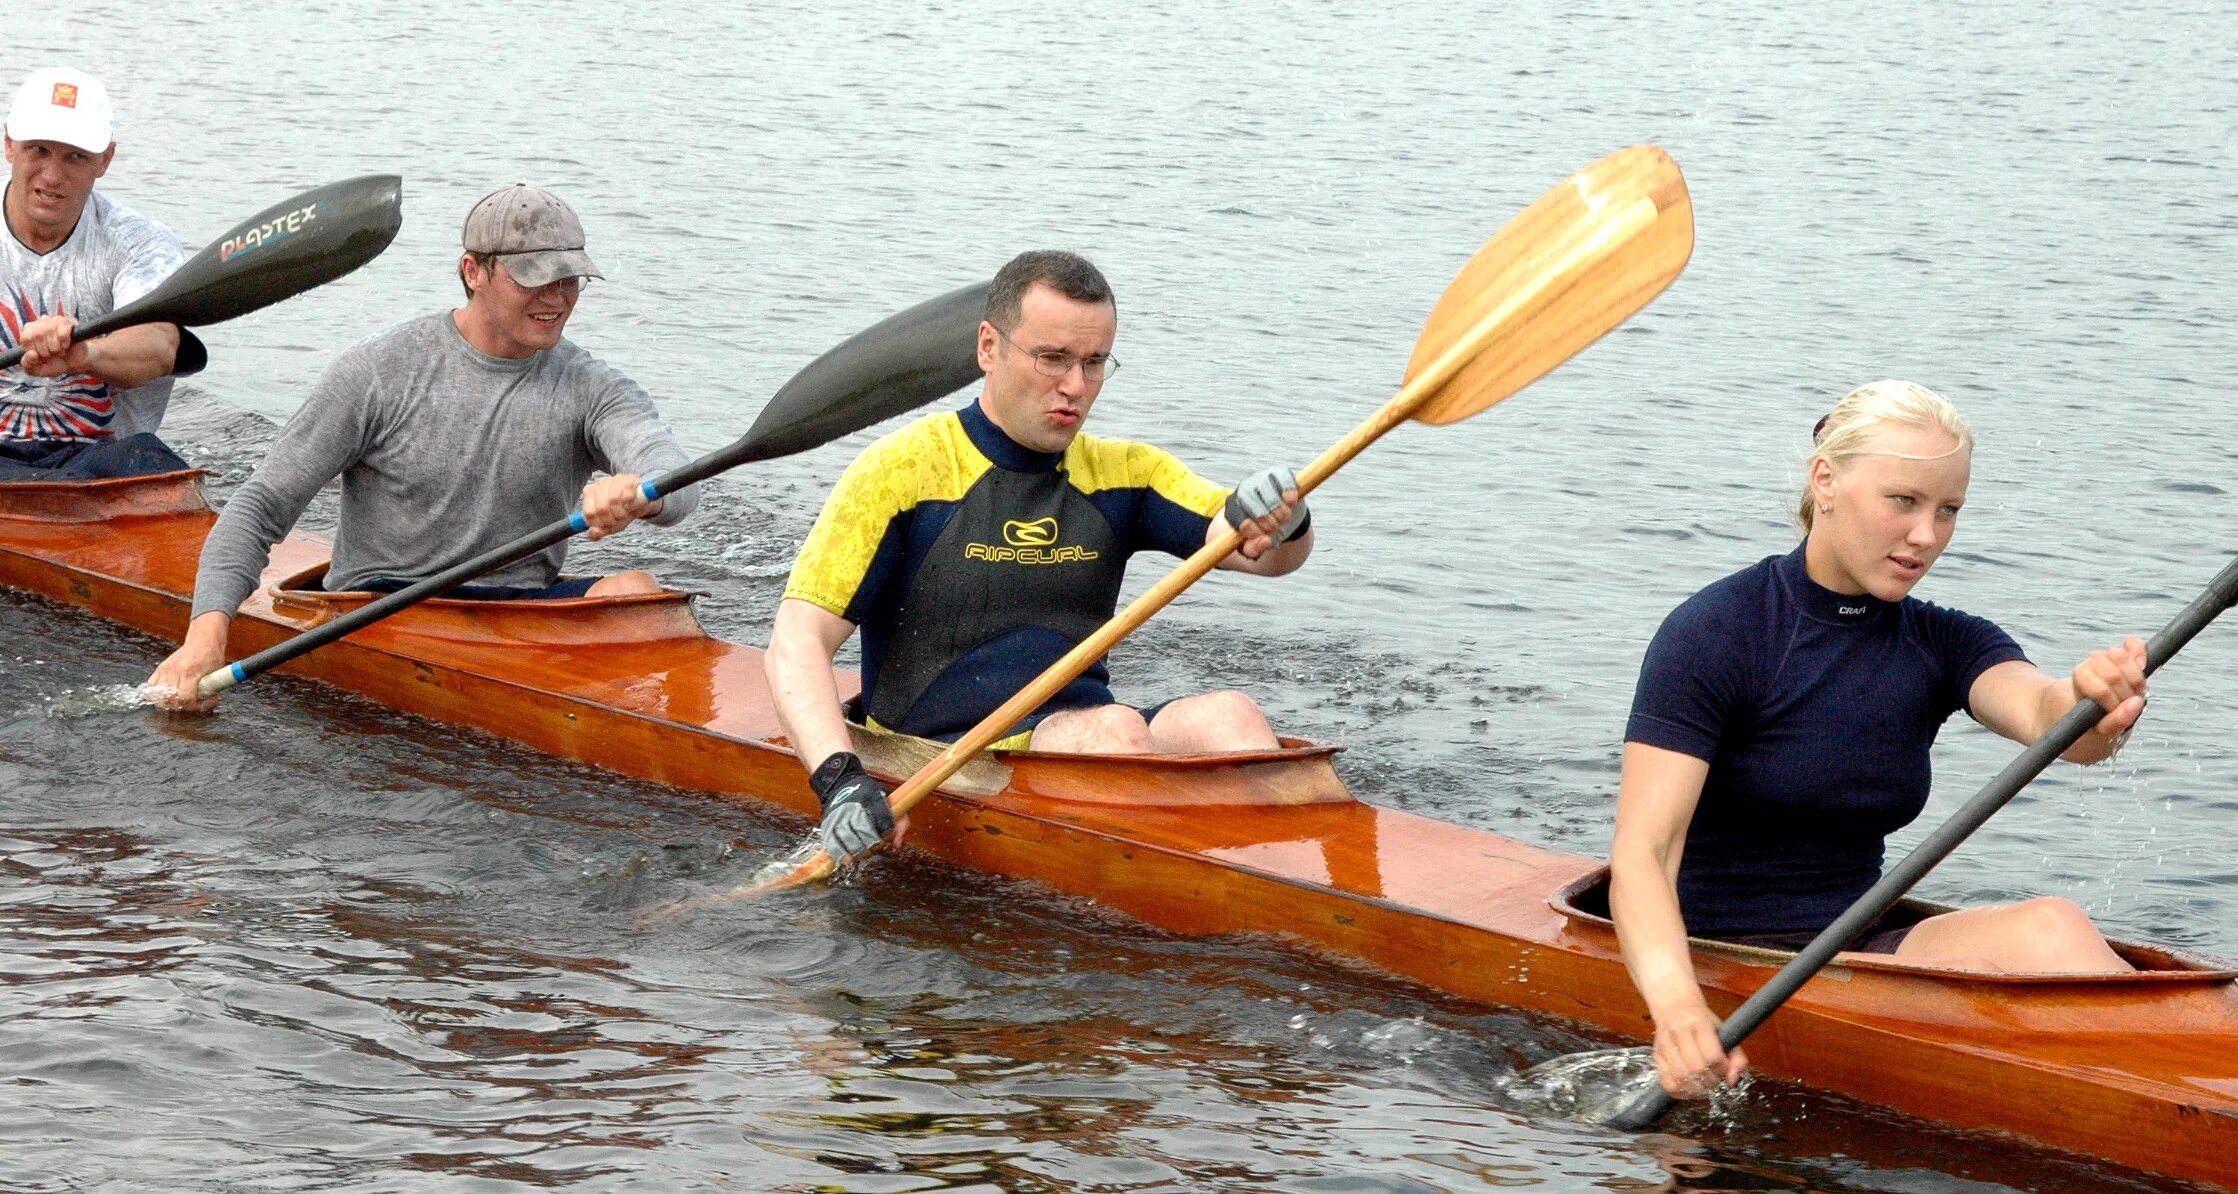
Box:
[18,316,181,389]
[1609,740,1747,1095]
[765,598,861,773]
[1967,636,2147,764]
[149,350,383,709]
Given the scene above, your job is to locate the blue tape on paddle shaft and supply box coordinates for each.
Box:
[229,663,246,683]
[568,510,588,534]
[640,477,661,502]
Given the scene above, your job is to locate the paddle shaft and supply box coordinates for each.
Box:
[779,199,1662,886]
[1607,553,2238,1130]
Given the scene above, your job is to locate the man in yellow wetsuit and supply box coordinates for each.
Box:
[767,249,1314,861]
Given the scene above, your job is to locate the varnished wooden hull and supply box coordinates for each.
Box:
[3,472,2234,1190]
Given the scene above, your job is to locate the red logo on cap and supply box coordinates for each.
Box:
[51,83,79,109]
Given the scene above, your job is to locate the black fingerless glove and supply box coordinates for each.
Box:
[1221,495,1311,560]
[810,752,895,840]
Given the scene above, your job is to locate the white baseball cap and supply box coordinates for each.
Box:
[6,68,113,153]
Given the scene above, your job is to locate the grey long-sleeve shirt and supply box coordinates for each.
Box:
[191,312,700,619]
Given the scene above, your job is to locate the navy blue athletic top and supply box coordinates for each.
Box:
[1623,544,2027,939]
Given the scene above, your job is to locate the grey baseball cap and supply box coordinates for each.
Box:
[462,184,603,288]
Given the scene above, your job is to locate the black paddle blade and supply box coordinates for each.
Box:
[120,174,405,330]
[0,174,404,370]
[727,282,989,466]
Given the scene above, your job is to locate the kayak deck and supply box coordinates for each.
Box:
[3,470,2234,1191]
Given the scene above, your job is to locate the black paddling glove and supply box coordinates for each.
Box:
[1223,465,1312,548]
[810,752,895,860]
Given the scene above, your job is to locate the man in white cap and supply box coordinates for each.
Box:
[2,66,204,478]
[147,184,700,710]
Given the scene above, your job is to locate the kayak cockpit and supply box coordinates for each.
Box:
[987,737,1353,806]
[0,469,212,522]
[824,721,1354,807]
[264,561,709,645]
[1551,867,2238,983]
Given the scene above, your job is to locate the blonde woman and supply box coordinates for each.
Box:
[1609,380,2148,1100]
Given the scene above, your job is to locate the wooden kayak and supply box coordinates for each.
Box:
[4,470,2235,1191]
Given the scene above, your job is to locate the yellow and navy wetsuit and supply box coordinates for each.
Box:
[784,400,1228,743]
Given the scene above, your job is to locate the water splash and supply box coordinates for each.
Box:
[746,835,831,889]
[1504,1046,1662,1122]
[14,683,162,720]
[1505,1046,1760,1127]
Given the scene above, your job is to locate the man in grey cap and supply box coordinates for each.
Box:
[148,184,701,710]
[2,66,205,478]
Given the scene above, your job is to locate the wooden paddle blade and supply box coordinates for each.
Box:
[731,282,990,465]
[633,847,839,921]
[116,174,404,330]
[1405,145,1692,426]
[744,849,837,894]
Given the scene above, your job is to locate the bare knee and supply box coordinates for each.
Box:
[1194,690,1266,724]
[586,570,660,597]
[1147,689,1277,753]
[2006,897,2105,946]
[1035,704,1154,754]
[1082,703,1154,745]
[2008,897,2129,971]
[1903,897,2126,974]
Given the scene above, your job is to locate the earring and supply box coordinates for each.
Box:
[1817,502,1832,515]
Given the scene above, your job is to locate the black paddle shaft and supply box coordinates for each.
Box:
[0,175,403,371]
[204,281,990,696]
[1608,553,2238,1130]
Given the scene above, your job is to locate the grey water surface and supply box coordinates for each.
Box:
[6,2,2235,1190]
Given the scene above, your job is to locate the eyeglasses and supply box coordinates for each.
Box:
[995,326,1119,381]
